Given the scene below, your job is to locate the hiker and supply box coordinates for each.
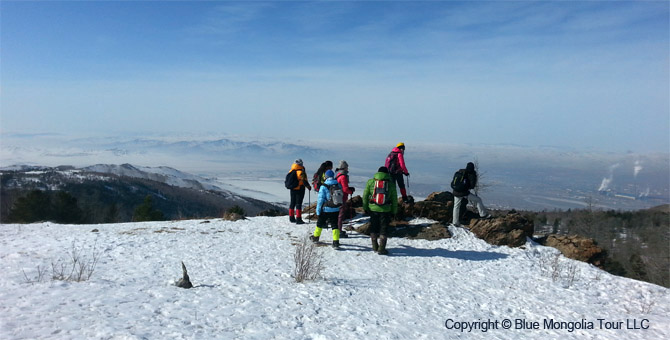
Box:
[312,161,333,193]
[310,170,343,248]
[451,162,492,227]
[385,143,411,203]
[335,160,355,238]
[362,166,398,255]
[287,159,311,224]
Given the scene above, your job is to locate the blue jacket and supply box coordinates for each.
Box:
[316,177,341,214]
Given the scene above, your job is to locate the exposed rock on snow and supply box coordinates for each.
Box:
[175,261,193,289]
[397,191,470,223]
[424,191,455,203]
[539,234,607,266]
[467,212,535,248]
[356,220,452,240]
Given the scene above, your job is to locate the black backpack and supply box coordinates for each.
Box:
[285,170,299,189]
[451,169,469,192]
[386,152,399,174]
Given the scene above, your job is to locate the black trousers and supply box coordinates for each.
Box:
[369,211,391,236]
[289,187,306,210]
[317,211,339,229]
[391,172,405,190]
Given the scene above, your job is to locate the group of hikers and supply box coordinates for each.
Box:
[285,142,491,255]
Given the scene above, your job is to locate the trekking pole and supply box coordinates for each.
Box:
[308,189,311,224]
[406,173,411,196]
[407,173,410,192]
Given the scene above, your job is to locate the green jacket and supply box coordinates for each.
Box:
[362,172,398,214]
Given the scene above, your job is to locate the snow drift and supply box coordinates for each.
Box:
[0,216,668,339]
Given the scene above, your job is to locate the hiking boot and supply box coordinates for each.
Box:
[340,230,348,238]
[378,235,388,255]
[309,235,319,243]
[295,218,305,224]
[370,233,379,252]
[290,216,296,223]
[332,240,340,249]
[480,214,493,220]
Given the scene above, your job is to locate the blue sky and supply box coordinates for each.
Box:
[2,0,668,153]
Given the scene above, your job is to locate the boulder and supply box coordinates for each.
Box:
[424,191,454,203]
[467,212,534,247]
[540,234,606,266]
[348,195,363,208]
[412,200,453,223]
[304,204,318,220]
[356,220,451,240]
[397,191,471,224]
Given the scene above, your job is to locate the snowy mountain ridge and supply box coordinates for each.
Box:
[1,164,284,221]
[2,163,227,194]
[2,132,669,210]
[82,163,225,192]
[0,216,668,339]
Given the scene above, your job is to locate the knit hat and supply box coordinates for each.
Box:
[466,162,475,172]
[337,160,348,170]
[377,166,389,173]
[396,142,405,149]
[325,170,335,178]
[295,159,303,166]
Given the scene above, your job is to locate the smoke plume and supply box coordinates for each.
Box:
[598,163,620,192]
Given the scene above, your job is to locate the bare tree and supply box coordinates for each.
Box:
[472,157,492,196]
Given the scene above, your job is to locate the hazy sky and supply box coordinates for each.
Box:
[2,1,668,153]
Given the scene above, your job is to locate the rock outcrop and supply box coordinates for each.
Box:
[355,220,452,240]
[467,212,534,248]
[397,191,471,224]
[539,234,606,266]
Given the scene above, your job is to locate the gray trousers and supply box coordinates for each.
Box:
[453,193,488,225]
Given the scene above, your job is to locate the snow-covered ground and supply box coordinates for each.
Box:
[1,216,668,340]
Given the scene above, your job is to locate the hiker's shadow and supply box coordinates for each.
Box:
[391,245,508,261]
[339,244,370,252]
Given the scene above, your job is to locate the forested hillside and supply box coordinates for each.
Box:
[532,205,669,287]
[0,168,282,223]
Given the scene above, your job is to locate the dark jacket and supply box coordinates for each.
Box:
[453,168,478,197]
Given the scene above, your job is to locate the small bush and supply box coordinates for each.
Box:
[227,205,246,216]
[293,236,324,283]
[23,240,102,284]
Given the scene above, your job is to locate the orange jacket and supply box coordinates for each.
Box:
[290,163,311,190]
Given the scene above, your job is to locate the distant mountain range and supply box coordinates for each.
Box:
[1,133,668,211]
